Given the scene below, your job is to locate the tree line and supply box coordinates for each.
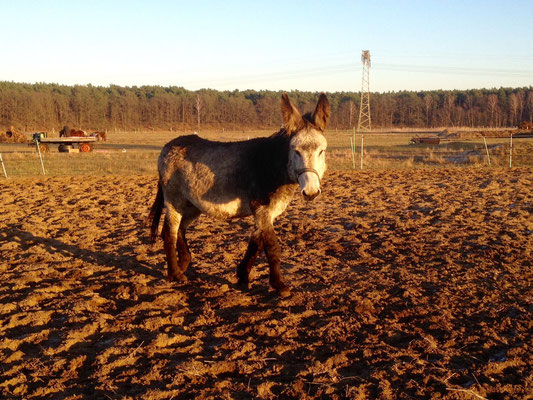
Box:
[1,81,532,132]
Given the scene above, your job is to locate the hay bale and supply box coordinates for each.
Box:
[0,128,28,143]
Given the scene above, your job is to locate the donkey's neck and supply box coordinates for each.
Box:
[244,133,295,202]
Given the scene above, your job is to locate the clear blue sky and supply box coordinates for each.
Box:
[1,0,532,92]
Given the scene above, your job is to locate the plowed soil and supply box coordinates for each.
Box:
[1,168,531,399]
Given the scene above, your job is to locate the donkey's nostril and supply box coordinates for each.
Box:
[302,189,320,201]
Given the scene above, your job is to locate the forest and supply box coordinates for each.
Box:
[1,81,532,132]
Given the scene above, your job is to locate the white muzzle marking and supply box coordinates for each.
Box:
[297,168,321,201]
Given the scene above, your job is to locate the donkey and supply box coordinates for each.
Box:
[149,93,330,297]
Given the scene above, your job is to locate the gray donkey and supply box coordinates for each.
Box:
[149,93,330,297]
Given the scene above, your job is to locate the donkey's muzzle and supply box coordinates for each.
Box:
[302,188,321,201]
[297,168,321,201]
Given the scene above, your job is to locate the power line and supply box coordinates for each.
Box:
[180,62,532,88]
[373,63,533,77]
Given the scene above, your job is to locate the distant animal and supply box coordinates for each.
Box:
[59,126,86,138]
[90,131,107,141]
[149,93,330,297]
[69,129,86,137]
[519,121,533,130]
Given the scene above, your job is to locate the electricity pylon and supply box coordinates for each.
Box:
[357,50,371,133]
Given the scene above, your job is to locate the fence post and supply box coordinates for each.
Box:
[360,134,364,170]
[509,133,513,168]
[36,142,46,175]
[349,137,355,169]
[350,127,356,169]
[483,136,491,166]
[0,153,8,178]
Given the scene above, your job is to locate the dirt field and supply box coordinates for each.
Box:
[0,168,531,399]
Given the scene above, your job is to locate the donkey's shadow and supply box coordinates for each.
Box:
[1,224,236,292]
[0,224,161,279]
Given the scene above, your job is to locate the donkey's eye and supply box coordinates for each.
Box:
[295,150,302,158]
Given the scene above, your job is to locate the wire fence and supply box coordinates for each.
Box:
[0,129,532,178]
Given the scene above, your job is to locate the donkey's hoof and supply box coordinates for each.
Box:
[168,273,188,283]
[237,279,250,291]
[277,286,291,298]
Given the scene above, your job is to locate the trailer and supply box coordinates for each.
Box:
[32,133,97,153]
[409,136,440,145]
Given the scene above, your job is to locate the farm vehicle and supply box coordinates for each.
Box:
[32,132,97,153]
[409,136,440,145]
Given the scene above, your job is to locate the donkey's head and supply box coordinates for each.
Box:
[282,93,330,201]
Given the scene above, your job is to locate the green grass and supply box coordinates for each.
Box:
[1,130,532,178]
[0,150,160,177]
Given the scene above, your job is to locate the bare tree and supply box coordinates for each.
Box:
[516,90,525,123]
[349,100,356,127]
[464,95,474,127]
[194,95,203,131]
[443,93,456,126]
[527,91,533,122]
[509,93,519,127]
[423,94,434,127]
[487,94,498,127]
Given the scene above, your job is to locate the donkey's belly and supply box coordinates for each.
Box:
[179,170,253,218]
[193,196,252,219]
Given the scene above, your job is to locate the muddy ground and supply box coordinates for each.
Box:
[0,168,531,399]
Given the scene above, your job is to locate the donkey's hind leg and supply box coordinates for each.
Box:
[176,202,201,274]
[162,203,186,282]
[237,229,263,288]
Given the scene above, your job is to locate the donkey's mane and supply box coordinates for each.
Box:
[302,112,315,123]
[270,114,318,139]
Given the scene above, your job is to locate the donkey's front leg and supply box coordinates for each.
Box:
[261,225,291,297]
[237,229,263,288]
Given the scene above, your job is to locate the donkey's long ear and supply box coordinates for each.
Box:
[312,93,330,132]
[281,93,304,134]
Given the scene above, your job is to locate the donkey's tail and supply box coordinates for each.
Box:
[149,182,164,244]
